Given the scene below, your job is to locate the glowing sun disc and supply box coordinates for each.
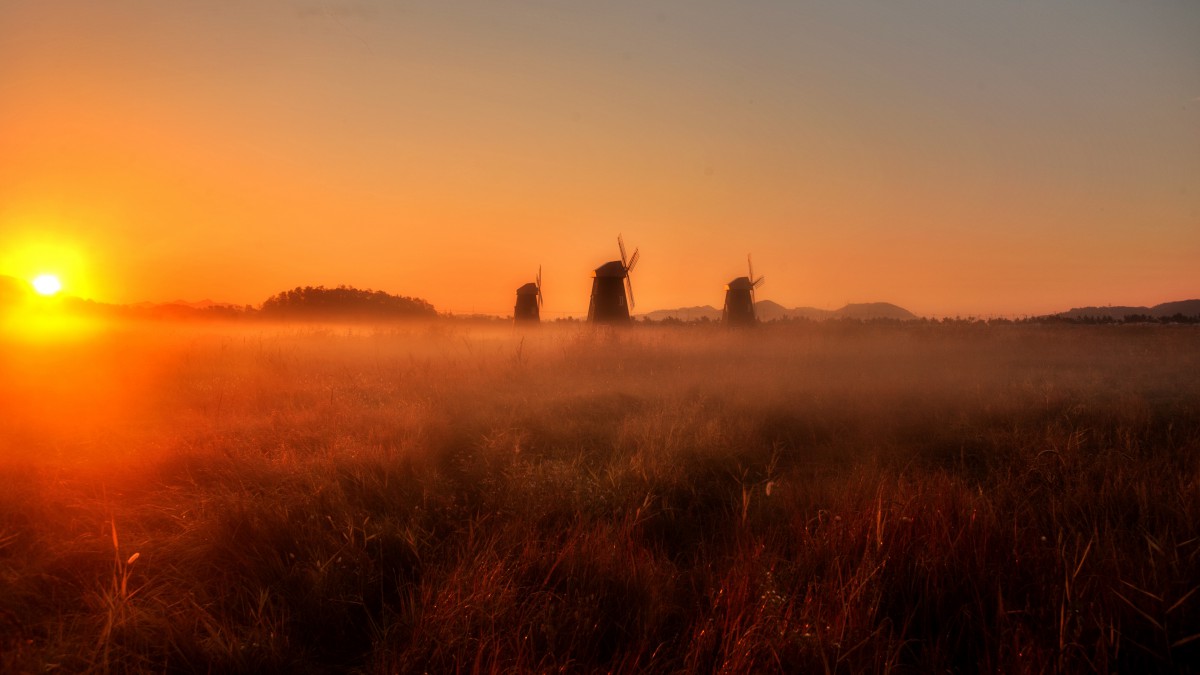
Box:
[32,274,63,296]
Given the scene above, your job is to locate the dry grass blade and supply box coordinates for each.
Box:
[1172,633,1200,649]
[1119,579,1164,603]
[1166,586,1198,615]
[1112,591,1164,631]
[1145,533,1166,557]
[1072,535,1094,580]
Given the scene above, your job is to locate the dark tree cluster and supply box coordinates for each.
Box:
[1122,312,1200,324]
[1028,313,1200,325]
[260,285,436,320]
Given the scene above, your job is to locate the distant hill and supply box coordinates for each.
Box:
[836,302,917,320]
[0,275,27,306]
[748,299,785,321]
[1149,300,1200,317]
[131,299,234,311]
[125,300,247,320]
[1057,299,1200,320]
[747,300,831,321]
[638,305,722,321]
[639,300,917,322]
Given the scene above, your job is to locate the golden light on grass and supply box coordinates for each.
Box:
[0,322,1198,671]
[32,274,63,296]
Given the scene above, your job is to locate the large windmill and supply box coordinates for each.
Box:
[514,266,543,324]
[723,254,765,326]
[587,235,639,324]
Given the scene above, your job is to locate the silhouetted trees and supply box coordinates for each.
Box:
[260,285,436,320]
[1021,313,1199,325]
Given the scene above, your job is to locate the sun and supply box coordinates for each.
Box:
[32,274,63,296]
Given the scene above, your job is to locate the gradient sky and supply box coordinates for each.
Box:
[2,1,1198,317]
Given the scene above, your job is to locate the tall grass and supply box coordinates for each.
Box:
[1,321,1198,673]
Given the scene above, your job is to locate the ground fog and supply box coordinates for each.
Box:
[1,320,1198,673]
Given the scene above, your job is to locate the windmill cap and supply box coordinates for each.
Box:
[593,260,627,277]
[516,282,540,294]
[726,276,754,290]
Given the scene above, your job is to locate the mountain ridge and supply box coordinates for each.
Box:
[638,301,917,321]
[1057,299,1200,320]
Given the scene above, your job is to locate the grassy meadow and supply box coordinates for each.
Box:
[1,319,1198,673]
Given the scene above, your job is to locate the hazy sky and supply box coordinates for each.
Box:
[2,1,1197,317]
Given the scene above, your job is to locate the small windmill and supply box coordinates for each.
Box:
[587,235,639,324]
[723,254,765,326]
[514,266,543,324]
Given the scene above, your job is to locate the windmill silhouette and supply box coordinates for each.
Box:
[514,266,542,324]
[587,235,639,324]
[723,254,765,326]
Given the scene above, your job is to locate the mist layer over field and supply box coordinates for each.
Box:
[2,321,1198,672]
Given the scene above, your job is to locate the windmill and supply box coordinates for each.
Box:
[514,266,543,324]
[587,235,639,324]
[723,254,765,326]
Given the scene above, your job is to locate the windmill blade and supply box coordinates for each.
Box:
[625,275,635,310]
[618,234,628,268]
[753,275,765,289]
[537,265,543,307]
[626,248,640,273]
[747,254,755,286]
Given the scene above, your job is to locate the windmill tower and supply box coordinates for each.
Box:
[723,254,765,326]
[514,266,543,324]
[587,235,639,324]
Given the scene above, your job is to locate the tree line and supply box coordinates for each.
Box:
[260,285,435,320]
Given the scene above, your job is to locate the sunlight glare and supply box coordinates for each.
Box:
[32,274,63,296]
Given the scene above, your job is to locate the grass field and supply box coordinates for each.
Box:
[1,320,1198,673]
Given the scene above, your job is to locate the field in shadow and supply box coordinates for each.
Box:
[1,321,1198,673]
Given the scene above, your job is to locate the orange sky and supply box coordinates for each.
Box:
[2,1,1198,317]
